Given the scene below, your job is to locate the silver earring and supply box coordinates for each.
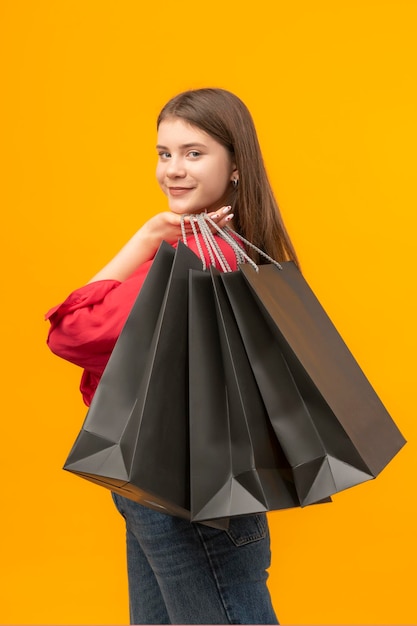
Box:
[232,178,239,188]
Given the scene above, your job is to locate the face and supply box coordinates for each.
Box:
[156,117,237,215]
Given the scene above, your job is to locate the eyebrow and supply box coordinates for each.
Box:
[156,142,207,150]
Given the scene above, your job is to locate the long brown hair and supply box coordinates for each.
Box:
[157,88,299,267]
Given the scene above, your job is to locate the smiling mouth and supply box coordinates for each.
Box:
[168,187,194,196]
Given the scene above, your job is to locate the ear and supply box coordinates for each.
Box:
[230,165,239,183]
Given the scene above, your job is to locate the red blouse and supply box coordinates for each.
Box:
[45,235,240,406]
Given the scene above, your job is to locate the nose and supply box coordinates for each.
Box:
[166,156,186,179]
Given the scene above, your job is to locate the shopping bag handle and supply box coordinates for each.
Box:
[180,213,283,272]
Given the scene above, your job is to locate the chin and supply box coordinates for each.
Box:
[169,205,205,216]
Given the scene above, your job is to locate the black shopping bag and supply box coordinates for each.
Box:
[64,241,203,519]
[220,262,406,506]
[189,266,319,523]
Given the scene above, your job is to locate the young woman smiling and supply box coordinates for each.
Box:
[46,88,298,624]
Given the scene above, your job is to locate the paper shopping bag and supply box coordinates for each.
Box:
[188,266,319,522]
[64,241,203,519]
[220,263,406,506]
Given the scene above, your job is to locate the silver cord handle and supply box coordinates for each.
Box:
[179,213,283,272]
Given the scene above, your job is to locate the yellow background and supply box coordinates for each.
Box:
[1,0,416,623]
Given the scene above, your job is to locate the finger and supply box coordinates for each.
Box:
[209,211,234,230]
[208,206,231,220]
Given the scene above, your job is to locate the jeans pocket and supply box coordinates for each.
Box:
[226,513,268,546]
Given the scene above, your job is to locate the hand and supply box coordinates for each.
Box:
[140,206,234,248]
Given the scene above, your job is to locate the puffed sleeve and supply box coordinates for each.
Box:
[45,259,153,374]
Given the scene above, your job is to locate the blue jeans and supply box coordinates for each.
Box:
[112,493,279,625]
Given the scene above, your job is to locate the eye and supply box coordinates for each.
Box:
[187,150,201,158]
[158,151,171,160]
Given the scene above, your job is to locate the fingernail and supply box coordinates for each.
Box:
[222,206,232,214]
[211,214,219,219]
[225,214,234,221]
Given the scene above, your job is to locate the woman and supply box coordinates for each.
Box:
[46,88,299,625]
